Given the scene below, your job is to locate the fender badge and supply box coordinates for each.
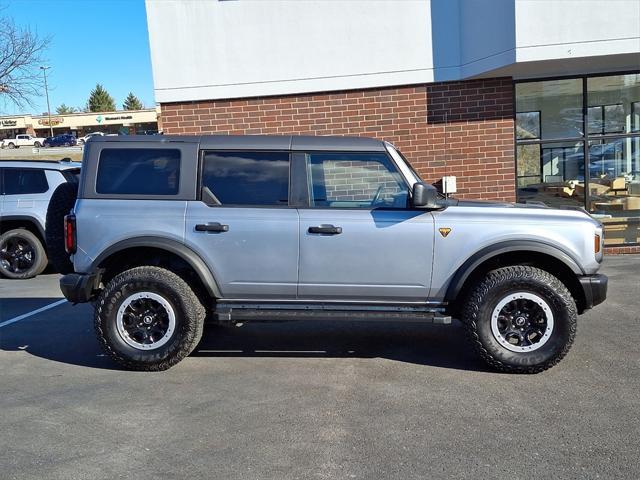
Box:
[439,227,452,238]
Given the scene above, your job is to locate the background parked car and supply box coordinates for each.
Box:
[0,159,81,279]
[43,134,77,148]
[1,134,47,149]
[77,131,105,145]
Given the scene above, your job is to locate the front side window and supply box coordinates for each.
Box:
[201,151,290,206]
[3,168,49,195]
[304,152,408,208]
[96,148,181,195]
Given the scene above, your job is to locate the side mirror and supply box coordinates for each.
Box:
[412,182,439,209]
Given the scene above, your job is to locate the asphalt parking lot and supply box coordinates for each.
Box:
[1,256,639,480]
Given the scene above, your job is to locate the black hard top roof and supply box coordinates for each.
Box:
[91,134,387,152]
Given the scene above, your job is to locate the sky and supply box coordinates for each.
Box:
[2,0,155,115]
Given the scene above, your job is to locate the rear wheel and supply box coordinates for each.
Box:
[0,229,48,279]
[7,142,15,149]
[95,266,206,371]
[33,141,41,148]
[462,266,577,373]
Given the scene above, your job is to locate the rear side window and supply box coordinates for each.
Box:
[3,168,49,195]
[96,149,181,195]
[201,151,290,206]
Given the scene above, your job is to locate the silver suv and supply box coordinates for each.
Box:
[0,160,80,278]
[56,135,607,372]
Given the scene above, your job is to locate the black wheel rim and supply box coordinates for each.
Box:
[116,292,176,350]
[0,237,36,274]
[491,292,554,353]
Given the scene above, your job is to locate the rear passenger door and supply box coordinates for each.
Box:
[296,151,435,302]
[185,150,299,299]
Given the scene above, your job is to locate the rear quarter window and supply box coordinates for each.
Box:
[96,149,181,195]
[3,168,49,195]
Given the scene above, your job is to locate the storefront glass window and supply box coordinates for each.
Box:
[516,142,584,209]
[516,79,583,140]
[587,74,640,135]
[516,72,640,247]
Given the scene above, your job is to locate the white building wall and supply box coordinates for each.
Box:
[146,0,435,103]
[145,0,640,103]
[514,0,640,63]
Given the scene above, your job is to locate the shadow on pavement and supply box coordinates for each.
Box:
[0,298,487,372]
[194,319,487,372]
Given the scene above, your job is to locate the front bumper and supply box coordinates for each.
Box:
[60,271,102,304]
[578,274,608,311]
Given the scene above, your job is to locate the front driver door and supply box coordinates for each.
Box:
[296,151,435,302]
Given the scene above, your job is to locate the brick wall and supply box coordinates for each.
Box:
[314,157,403,204]
[160,78,515,201]
[604,245,640,255]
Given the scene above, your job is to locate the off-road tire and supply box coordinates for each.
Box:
[45,181,78,274]
[0,229,48,279]
[462,266,577,374]
[95,266,206,371]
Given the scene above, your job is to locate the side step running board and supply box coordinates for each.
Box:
[212,303,452,325]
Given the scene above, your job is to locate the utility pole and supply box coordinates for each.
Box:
[40,66,53,138]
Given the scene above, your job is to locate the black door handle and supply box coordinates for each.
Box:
[308,225,342,235]
[195,222,229,233]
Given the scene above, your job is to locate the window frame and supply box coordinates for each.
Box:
[197,149,295,209]
[296,150,412,211]
[82,142,199,201]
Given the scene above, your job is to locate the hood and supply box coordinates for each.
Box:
[442,198,550,209]
[442,197,596,217]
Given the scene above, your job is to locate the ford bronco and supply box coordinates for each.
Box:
[50,135,607,372]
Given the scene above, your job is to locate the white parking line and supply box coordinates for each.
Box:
[0,299,68,329]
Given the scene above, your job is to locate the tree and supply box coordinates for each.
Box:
[87,83,116,112]
[56,103,77,114]
[122,92,143,110]
[0,14,50,110]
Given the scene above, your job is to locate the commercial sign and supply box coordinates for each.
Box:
[38,117,64,126]
[105,115,133,121]
[1,119,17,127]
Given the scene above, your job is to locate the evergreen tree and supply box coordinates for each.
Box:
[122,92,143,110]
[87,84,116,112]
[56,103,77,114]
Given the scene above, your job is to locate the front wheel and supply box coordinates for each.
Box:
[462,266,577,374]
[95,266,206,371]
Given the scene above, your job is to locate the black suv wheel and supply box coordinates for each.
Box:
[45,181,79,275]
[0,229,48,279]
[95,266,206,371]
[462,266,577,374]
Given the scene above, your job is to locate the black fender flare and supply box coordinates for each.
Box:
[90,236,222,298]
[444,240,585,302]
[0,215,46,239]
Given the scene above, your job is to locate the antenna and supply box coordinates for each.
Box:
[444,111,449,200]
